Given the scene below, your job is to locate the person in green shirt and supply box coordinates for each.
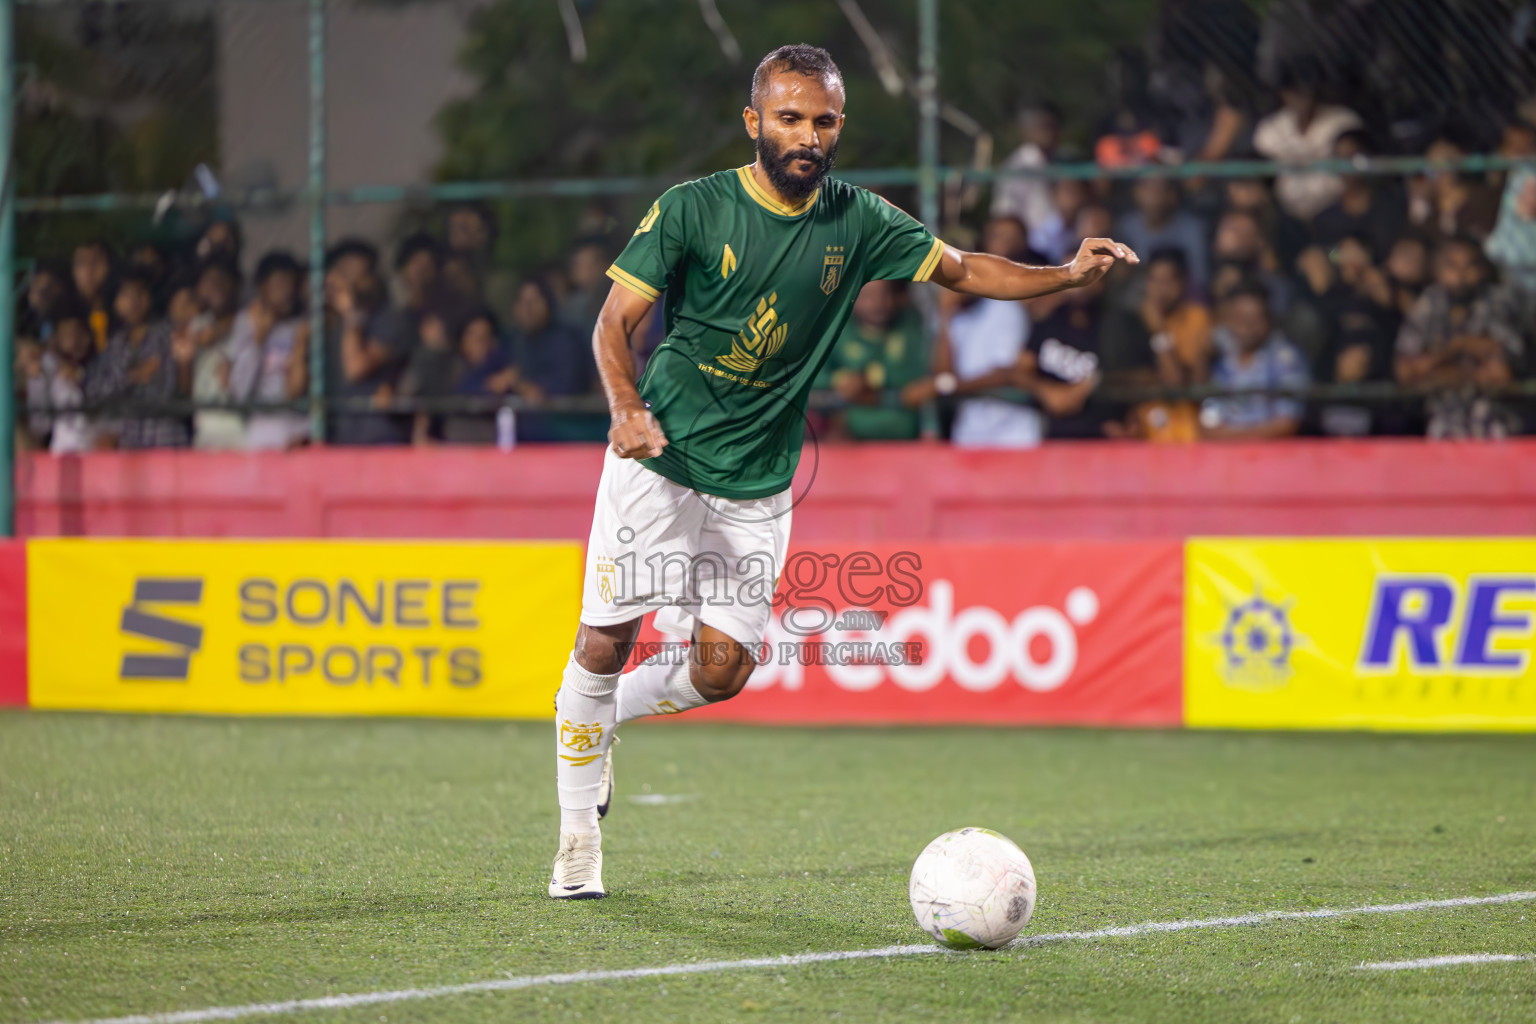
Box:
[550,44,1139,899]
[825,279,930,440]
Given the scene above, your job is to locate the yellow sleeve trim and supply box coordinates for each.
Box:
[606,264,660,302]
[913,237,946,283]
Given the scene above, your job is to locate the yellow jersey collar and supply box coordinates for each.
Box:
[736,165,818,218]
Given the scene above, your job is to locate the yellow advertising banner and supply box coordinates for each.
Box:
[1186,539,1536,731]
[28,539,581,717]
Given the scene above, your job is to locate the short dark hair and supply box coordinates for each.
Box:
[196,253,242,288]
[1437,233,1486,267]
[326,238,379,272]
[74,238,115,262]
[163,270,200,300]
[751,44,843,108]
[52,296,91,329]
[1016,99,1062,123]
[1146,246,1189,279]
[456,306,501,342]
[1223,283,1272,312]
[395,232,443,272]
[115,266,157,296]
[255,250,302,285]
[446,202,498,242]
[31,258,71,285]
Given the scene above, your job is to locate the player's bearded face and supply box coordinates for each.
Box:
[756,127,838,203]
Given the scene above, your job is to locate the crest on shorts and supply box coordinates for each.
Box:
[559,720,603,759]
[595,557,616,604]
[820,247,845,295]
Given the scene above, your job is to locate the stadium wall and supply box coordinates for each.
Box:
[0,542,25,707]
[15,439,1536,540]
[6,442,1536,729]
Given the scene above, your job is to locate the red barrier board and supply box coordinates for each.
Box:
[0,541,26,706]
[647,542,1184,726]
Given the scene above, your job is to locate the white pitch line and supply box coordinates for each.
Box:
[50,890,1536,1024]
[1011,889,1536,947]
[1359,953,1534,971]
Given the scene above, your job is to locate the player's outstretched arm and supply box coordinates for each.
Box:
[593,282,668,460]
[928,237,1140,300]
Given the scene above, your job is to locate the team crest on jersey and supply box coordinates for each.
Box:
[821,246,845,295]
[718,292,789,375]
[721,243,738,280]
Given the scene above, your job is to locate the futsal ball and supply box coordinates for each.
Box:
[909,827,1037,949]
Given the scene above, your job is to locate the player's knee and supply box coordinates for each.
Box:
[572,621,639,676]
[690,653,754,702]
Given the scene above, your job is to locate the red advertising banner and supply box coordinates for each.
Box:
[0,540,26,707]
[638,542,1184,726]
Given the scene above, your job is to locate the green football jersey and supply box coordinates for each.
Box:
[607,165,943,499]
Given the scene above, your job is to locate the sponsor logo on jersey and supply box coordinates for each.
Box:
[718,292,789,375]
[119,577,205,681]
[721,243,738,280]
[821,245,845,294]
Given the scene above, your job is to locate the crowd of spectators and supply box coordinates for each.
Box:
[14,206,624,453]
[15,44,1536,449]
[853,45,1536,446]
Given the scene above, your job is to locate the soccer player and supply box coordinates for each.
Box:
[551,44,1137,898]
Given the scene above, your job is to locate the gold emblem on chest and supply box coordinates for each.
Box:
[821,244,845,295]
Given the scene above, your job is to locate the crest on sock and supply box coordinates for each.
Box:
[559,719,604,765]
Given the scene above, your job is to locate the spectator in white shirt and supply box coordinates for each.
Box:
[228,251,311,451]
[1252,62,1362,220]
[991,101,1064,254]
[25,303,98,453]
[915,289,1038,448]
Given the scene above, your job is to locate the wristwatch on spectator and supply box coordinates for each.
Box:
[1150,331,1174,355]
[933,371,958,396]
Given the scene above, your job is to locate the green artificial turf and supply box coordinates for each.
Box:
[1,713,1534,1023]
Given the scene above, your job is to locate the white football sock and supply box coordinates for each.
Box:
[561,806,599,834]
[555,653,620,820]
[615,651,709,725]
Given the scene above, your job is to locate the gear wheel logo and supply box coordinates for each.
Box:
[1216,589,1304,692]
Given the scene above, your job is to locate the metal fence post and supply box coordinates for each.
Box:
[0,0,15,536]
[916,0,939,232]
[307,0,326,443]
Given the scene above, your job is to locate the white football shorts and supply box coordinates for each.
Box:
[580,447,792,648]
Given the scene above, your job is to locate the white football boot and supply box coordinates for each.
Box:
[596,737,618,820]
[548,830,605,899]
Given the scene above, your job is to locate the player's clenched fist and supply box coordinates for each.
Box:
[608,403,668,459]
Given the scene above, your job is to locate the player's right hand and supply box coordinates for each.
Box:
[608,404,668,460]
